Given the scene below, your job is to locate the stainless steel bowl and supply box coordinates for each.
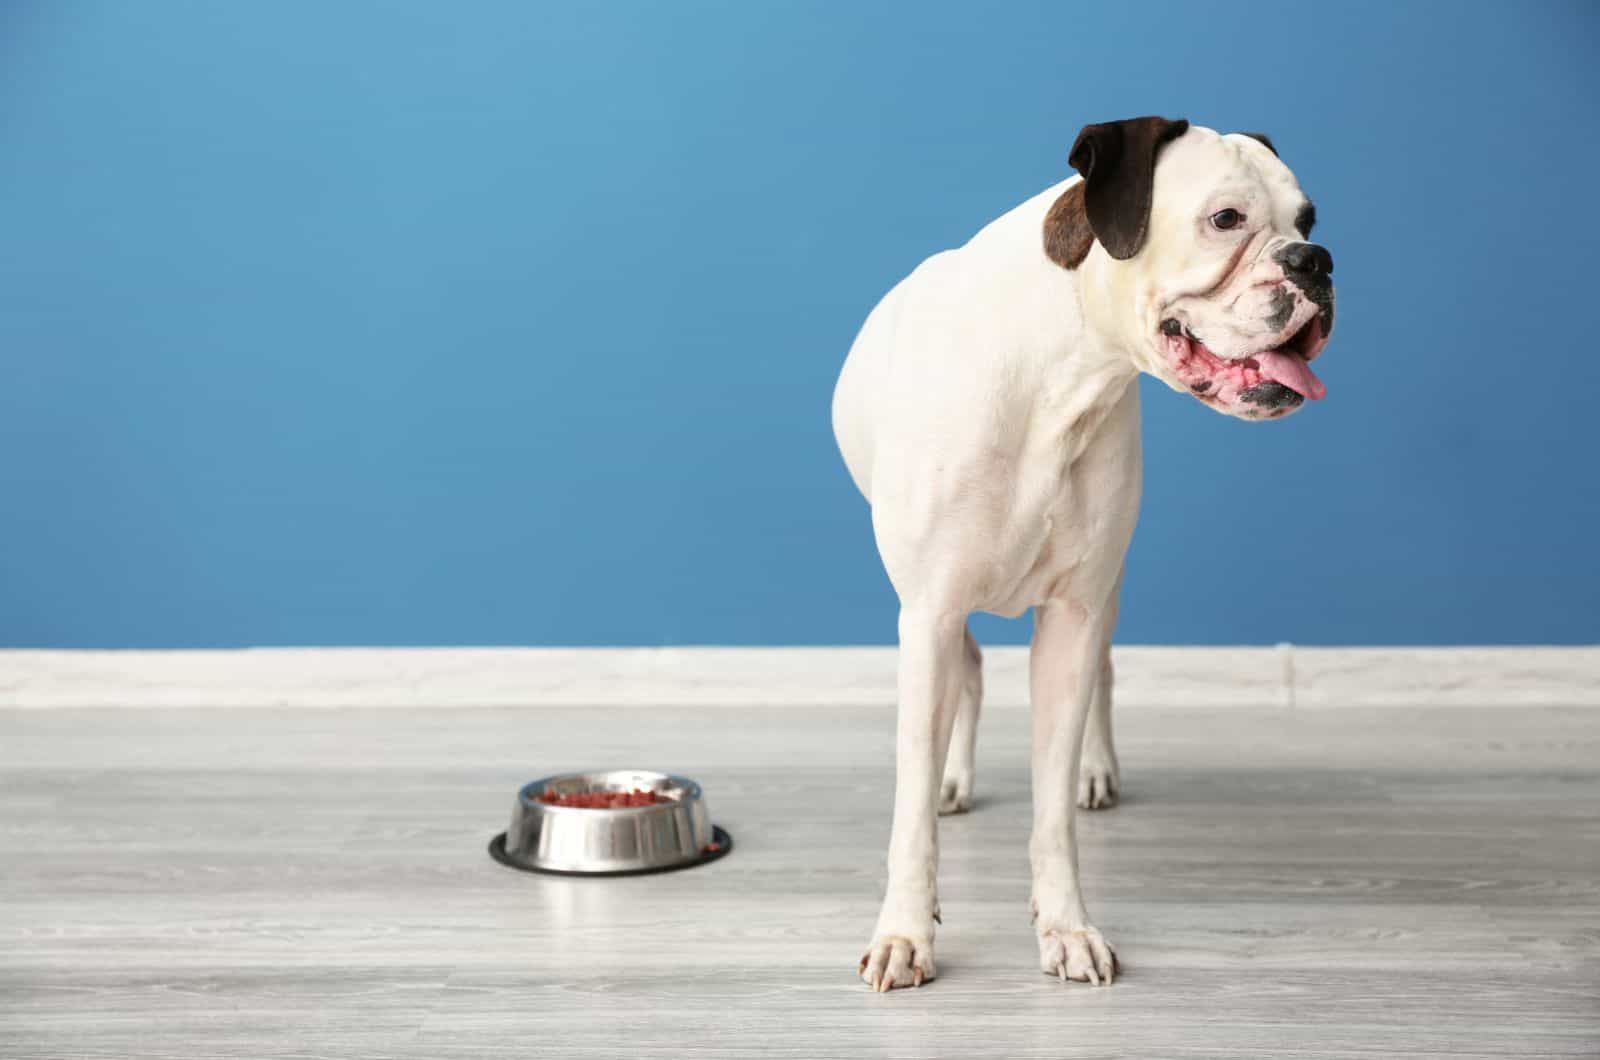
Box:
[489,769,730,876]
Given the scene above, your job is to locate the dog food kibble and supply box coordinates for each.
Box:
[536,788,671,809]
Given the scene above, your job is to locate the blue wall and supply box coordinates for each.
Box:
[1,1,1596,648]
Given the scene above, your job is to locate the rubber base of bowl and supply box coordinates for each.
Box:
[487,825,733,877]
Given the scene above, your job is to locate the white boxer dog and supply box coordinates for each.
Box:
[832,117,1334,991]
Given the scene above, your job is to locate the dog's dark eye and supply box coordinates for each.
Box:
[1210,208,1244,231]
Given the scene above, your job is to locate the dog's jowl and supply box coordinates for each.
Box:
[831,118,1334,991]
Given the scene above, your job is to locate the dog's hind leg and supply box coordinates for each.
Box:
[1077,571,1122,810]
[939,625,983,815]
[1077,643,1120,810]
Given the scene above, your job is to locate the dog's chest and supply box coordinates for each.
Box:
[977,379,1141,617]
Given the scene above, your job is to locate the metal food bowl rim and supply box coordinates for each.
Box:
[518,769,702,814]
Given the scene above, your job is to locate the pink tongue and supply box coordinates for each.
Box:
[1253,349,1326,401]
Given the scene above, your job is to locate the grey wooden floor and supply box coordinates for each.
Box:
[2,703,1598,1059]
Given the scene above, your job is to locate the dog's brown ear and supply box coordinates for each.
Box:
[1241,131,1278,156]
[1042,181,1094,270]
[1067,116,1189,260]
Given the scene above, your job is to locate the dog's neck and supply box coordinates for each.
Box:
[964,182,1153,459]
[1024,255,1142,464]
[1075,246,1161,380]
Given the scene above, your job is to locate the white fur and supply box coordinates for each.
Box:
[834,124,1322,991]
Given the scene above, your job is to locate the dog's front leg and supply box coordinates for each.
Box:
[859,606,965,992]
[1029,597,1119,984]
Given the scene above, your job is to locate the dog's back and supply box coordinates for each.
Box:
[831,180,1076,505]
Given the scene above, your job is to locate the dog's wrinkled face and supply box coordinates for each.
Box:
[1046,119,1335,421]
[1139,129,1333,419]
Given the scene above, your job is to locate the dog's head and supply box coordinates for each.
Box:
[1044,117,1333,420]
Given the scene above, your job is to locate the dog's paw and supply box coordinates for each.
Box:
[1038,925,1118,985]
[1076,757,1119,810]
[938,772,973,815]
[858,934,936,992]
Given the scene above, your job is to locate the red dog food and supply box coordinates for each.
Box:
[536,787,672,809]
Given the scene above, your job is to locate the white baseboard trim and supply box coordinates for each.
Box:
[0,645,1595,709]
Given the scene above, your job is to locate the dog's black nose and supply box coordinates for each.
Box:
[1278,241,1334,278]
